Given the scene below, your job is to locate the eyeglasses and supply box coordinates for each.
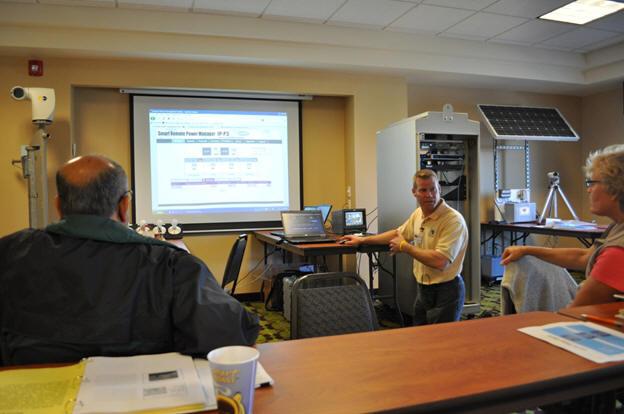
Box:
[585,179,601,188]
[118,190,133,203]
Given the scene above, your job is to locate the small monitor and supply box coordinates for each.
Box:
[331,208,367,235]
[345,210,364,228]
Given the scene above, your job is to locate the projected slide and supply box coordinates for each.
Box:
[149,109,289,215]
[132,94,301,231]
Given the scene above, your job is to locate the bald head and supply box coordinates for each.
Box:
[56,155,129,218]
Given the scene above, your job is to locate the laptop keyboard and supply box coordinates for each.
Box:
[286,237,336,244]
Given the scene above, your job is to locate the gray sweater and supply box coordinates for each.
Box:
[501,255,577,314]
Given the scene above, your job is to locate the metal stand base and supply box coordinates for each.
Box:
[538,183,579,224]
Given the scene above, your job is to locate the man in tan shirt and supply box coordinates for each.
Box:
[342,169,468,325]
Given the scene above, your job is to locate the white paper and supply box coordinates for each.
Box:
[519,321,624,363]
[191,358,217,410]
[255,361,275,388]
[73,353,206,414]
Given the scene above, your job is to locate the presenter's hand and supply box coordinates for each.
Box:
[340,234,361,246]
[500,246,527,265]
[389,230,406,256]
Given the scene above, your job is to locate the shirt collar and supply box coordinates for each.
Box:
[423,199,449,221]
[45,214,181,249]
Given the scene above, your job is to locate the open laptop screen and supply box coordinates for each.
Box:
[281,211,326,236]
[303,204,332,223]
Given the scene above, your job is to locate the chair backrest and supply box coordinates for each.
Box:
[221,234,248,295]
[290,272,379,339]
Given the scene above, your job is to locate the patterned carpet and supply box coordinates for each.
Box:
[244,281,502,343]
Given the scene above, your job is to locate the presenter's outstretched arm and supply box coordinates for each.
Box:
[340,230,395,246]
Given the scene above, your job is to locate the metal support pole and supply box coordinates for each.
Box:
[24,145,40,228]
[18,125,51,228]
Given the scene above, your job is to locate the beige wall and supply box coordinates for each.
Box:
[408,85,583,224]
[0,55,407,293]
[3,52,619,288]
[580,86,624,223]
[408,83,624,249]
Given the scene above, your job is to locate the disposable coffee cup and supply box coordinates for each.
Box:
[208,346,260,414]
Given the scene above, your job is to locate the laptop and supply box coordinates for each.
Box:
[276,210,336,244]
[304,204,332,223]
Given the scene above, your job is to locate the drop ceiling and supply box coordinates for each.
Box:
[1,0,623,95]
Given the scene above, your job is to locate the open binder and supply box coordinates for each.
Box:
[0,352,273,414]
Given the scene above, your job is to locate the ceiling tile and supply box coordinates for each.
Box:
[483,0,570,18]
[263,0,344,23]
[538,26,620,50]
[442,11,528,40]
[119,0,192,10]
[422,0,497,11]
[489,19,574,45]
[586,9,624,33]
[38,0,114,6]
[573,34,624,53]
[193,0,271,16]
[574,33,624,53]
[387,4,474,34]
[328,0,415,29]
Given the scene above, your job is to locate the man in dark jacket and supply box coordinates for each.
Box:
[0,155,259,365]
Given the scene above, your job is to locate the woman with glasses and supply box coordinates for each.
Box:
[500,144,624,307]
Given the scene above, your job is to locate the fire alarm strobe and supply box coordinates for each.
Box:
[29,60,43,76]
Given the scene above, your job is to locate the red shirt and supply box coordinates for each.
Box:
[590,246,624,291]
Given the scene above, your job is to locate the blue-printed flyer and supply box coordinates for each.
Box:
[519,322,624,363]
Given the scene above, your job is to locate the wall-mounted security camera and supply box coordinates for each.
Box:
[10,86,56,124]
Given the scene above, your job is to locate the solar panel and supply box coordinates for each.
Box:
[477,104,579,141]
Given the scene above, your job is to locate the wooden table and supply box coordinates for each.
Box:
[4,313,623,413]
[481,221,607,250]
[251,312,624,413]
[558,302,624,332]
[254,230,403,326]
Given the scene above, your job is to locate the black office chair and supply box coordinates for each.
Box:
[290,272,379,339]
[221,234,248,296]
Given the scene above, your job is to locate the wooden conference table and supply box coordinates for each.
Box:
[481,221,607,250]
[4,312,623,413]
[247,311,624,413]
[254,230,404,326]
[558,302,624,332]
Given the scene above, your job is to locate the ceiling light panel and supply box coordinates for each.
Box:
[540,0,624,25]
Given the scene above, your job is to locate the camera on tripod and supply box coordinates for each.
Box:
[547,171,560,185]
[538,171,579,224]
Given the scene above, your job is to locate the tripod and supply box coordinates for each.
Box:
[538,171,579,224]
